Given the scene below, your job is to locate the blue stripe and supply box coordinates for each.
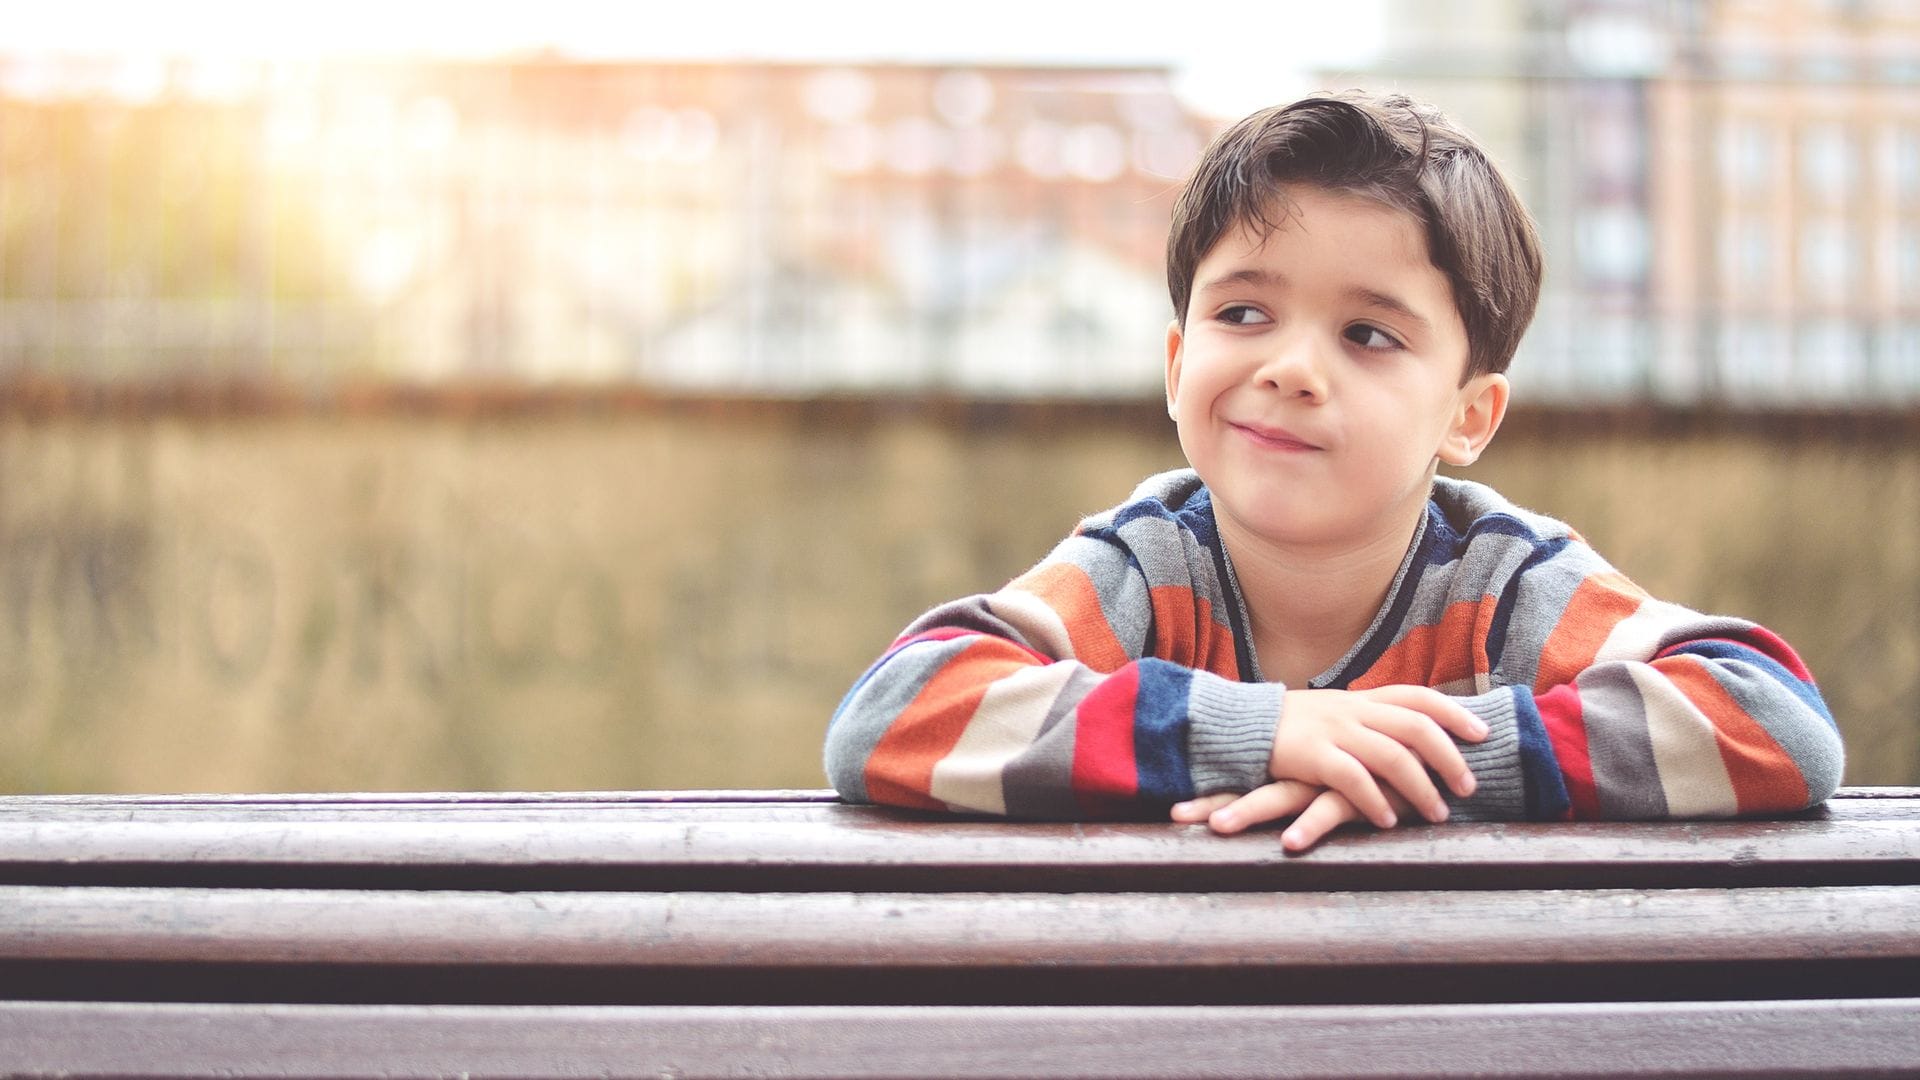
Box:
[1131,659,1196,803]
[1510,687,1572,820]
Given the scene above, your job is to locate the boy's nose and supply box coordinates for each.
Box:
[1253,334,1331,401]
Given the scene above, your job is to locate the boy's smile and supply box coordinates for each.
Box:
[1165,183,1508,560]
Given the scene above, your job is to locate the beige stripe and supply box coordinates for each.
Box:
[1627,663,1738,817]
[930,662,1081,815]
[1596,597,1755,667]
[1592,596,1673,665]
[988,588,1076,661]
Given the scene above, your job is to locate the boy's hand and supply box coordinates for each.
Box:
[1267,685,1486,830]
[1173,784,1408,852]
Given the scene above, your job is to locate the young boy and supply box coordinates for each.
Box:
[823,91,1844,851]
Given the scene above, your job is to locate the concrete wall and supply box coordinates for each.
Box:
[2,400,1914,793]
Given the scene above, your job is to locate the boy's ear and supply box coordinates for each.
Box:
[1439,372,1509,467]
[1163,319,1184,419]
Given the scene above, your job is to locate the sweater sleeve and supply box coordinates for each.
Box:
[1449,542,1844,822]
[824,522,1280,818]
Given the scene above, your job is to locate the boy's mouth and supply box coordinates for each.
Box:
[1230,421,1322,452]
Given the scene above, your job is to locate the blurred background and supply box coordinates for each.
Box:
[2,0,1916,794]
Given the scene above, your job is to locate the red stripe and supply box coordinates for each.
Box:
[1071,663,1141,815]
[1537,683,1596,821]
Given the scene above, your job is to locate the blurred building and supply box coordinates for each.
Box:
[1350,0,1920,405]
[0,58,1207,397]
[4,5,1919,405]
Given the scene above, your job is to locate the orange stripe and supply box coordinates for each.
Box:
[1149,585,1198,666]
[864,638,1035,811]
[1350,598,1489,691]
[1010,561,1130,672]
[1657,656,1809,814]
[1535,574,1645,693]
[1200,598,1241,678]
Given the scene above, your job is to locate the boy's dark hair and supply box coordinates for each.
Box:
[1166,91,1544,379]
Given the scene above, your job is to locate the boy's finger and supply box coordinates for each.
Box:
[1344,722,1448,823]
[1205,780,1318,835]
[1171,792,1239,823]
[1316,751,1397,831]
[1362,705,1477,800]
[1281,790,1362,852]
[1369,685,1488,742]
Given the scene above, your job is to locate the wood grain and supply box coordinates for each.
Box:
[1,809,1912,892]
[4,884,1915,969]
[4,999,1918,1079]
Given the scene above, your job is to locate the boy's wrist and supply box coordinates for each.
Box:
[1185,669,1283,795]
[1444,687,1527,820]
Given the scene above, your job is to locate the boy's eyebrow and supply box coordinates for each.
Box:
[1344,286,1435,334]
[1196,269,1437,334]
[1195,268,1284,294]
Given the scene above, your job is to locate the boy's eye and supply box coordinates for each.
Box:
[1217,305,1271,326]
[1344,323,1403,350]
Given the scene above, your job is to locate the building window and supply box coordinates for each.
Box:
[1890,223,1920,297]
[1874,321,1920,400]
[1578,206,1649,284]
[1796,318,1867,401]
[1718,317,1793,403]
[1882,126,1920,198]
[1717,119,1774,197]
[1798,123,1857,205]
[1718,213,1772,296]
[1799,218,1858,300]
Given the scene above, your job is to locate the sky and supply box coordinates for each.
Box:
[0,0,1387,117]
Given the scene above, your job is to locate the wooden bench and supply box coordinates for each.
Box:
[1,787,1916,1078]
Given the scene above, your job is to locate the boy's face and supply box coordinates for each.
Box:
[1165,184,1508,553]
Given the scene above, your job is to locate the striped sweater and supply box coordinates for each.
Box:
[825,469,1844,821]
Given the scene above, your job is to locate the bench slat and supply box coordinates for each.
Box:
[1,815,1912,892]
[4,999,1918,1079]
[0,789,845,808]
[5,884,1916,969]
[2,796,1910,823]
[7,787,1911,804]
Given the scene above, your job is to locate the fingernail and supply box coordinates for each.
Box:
[1460,773,1477,796]
[1282,829,1302,848]
[1470,720,1489,737]
[1173,801,1192,814]
[1382,812,1397,829]
[1431,802,1449,822]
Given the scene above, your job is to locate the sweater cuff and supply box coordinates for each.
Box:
[1447,686,1528,821]
[1186,669,1282,795]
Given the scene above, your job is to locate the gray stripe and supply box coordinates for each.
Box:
[1433,476,1575,540]
[1002,665,1103,819]
[1115,514,1191,590]
[902,596,1025,648]
[1398,550,1465,639]
[822,636,976,805]
[1495,551,1591,693]
[1579,664,1669,820]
